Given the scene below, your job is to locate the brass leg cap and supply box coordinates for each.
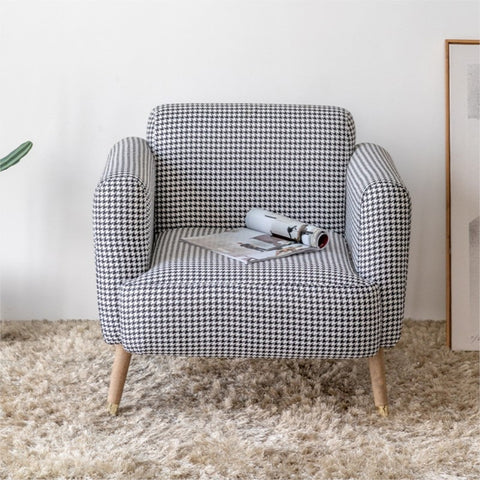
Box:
[376,405,389,417]
[108,403,119,416]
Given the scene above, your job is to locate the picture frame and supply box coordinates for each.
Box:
[445,39,480,350]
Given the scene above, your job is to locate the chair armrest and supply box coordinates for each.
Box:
[345,143,411,348]
[93,137,156,344]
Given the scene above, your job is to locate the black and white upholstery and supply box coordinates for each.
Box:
[93,104,411,413]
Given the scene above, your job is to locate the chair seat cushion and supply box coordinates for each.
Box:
[119,228,381,358]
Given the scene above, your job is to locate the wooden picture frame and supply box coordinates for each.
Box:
[445,39,480,350]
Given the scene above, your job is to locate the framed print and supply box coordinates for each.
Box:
[445,39,480,350]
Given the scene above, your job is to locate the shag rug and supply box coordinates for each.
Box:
[0,320,478,480]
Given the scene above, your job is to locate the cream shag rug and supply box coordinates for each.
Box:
[0,320,478,480]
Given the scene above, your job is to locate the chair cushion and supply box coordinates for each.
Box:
[119,228,381,358]
[147,104,356,234]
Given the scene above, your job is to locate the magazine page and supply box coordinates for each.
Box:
[245,208,329,249]
[182,227,315,264]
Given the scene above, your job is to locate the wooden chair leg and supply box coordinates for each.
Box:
[368,348,389,417]
[107,345,132,416]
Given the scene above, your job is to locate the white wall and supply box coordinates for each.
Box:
[0,0,478,321]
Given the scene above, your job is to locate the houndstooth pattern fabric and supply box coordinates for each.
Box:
[146,104,356,233]
[119,228,381,357]
[93,105,411,357]
[93,137,156,343]
[345,143,411,347]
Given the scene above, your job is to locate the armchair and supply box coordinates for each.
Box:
[93,104,411,416]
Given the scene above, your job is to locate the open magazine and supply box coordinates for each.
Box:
[181,208,329,264]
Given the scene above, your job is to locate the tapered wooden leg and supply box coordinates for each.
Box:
[368,348,389,417]
[107,345,132,416]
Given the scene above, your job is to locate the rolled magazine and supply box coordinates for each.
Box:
[245,208,329,249]
[182,209,329,264]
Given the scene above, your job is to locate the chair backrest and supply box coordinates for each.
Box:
[146,103,355,234]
